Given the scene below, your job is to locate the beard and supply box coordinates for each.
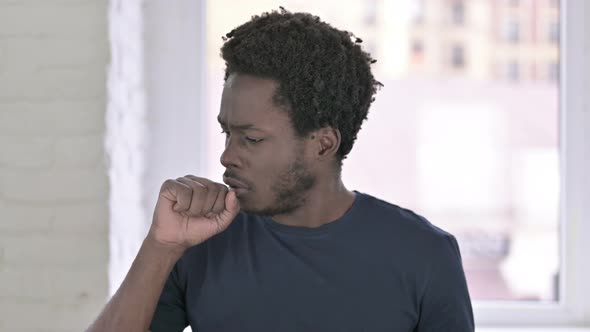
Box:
[242,157,316,217]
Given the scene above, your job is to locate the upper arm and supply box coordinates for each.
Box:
[149,263,190,332]
[415,234,475,332]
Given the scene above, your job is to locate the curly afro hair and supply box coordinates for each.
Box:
[221,7,382,165]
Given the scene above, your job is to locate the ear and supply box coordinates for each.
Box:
[310,127,341,161]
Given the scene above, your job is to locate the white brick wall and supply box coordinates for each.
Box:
[0,1,109,331]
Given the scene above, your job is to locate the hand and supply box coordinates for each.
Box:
[147,175,240,251]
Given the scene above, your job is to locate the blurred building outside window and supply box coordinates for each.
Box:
[451,1,465,25]
[504,19,520,43]
[204,0,561,304]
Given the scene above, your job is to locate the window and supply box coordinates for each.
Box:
[549,62,559,82]
[131,0,590,328]
[411,40,424,64]
[363,0,377,25]
[207,0,563,307]
[549,21,560,43]
[412,40,423,54]
[506,61,520,81]
[411,0,425,25]
[504,19,520,43]
[451,1,465,25]
[451,44,465,68]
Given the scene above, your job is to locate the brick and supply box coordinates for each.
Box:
[0,169,108,203]
[0,136,54,169]
[0,200,53,233]
[0,265,107,299]
[0,66,106,99]
[0,296,106,330]
[0,45,5,73]
[53,135,105,168]
[0,2,107,38]
[51,202,109,234]
[51,201,109,233]
[1,328,82,332]
[1,233,108,267]
[0,201,108,234]
[0,0,111,330]
[0,37,107,73]
[0,0,96,3]
[0,101,105,136]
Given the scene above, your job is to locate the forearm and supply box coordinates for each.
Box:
[86,236,184,332]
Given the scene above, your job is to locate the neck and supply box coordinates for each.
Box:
[270,176,355,228]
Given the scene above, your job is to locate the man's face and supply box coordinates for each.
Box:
[218,73,316,216]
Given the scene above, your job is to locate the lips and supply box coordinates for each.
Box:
[222,176,249,190]
[223,176,250,197]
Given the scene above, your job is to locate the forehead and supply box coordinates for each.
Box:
[218,73,291,129]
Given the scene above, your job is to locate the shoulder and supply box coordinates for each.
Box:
[358,192,454,238]
[356,192,460,257]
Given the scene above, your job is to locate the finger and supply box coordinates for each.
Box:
[184,175,210,187]
[176,177,207,217]
[210,185,229,215]
[202,183,220,216]
[214,190,240,226]
[185,176,220,215]
[160,179,193,212]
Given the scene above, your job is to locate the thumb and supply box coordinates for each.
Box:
[217,190,240,223]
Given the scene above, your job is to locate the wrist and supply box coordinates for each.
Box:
[144,232,187,259]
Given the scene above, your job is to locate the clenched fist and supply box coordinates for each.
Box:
[148,175,240,251]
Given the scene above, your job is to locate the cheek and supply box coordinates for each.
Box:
[248,148,292,189]
[252,162,281,191]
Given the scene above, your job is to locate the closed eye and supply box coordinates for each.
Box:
[245,137,263,143]
[222,130,263,144]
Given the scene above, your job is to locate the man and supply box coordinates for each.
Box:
[87,8,474,332]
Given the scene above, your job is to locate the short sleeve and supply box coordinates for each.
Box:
[149,262,189,332]
[415,234,475,332]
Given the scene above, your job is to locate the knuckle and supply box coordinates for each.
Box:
[161,179,174,191]
[192,185,207,198]
[178,188,193,203]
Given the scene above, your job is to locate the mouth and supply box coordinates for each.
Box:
[222,176,250,196]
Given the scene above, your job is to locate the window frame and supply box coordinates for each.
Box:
[474,0,590,327]
[135,0,590,328]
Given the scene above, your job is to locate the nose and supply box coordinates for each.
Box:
[220,135,242,169]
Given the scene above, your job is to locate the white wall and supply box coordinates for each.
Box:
[106,0,149,296]
[106,0,208,295]
[0,1,109,331]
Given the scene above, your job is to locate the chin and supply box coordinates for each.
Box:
[235,193,262,212]
[238,200,275,217]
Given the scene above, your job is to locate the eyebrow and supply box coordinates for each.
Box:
[217,117,265,132]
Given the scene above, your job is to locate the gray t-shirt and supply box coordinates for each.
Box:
[150,191,474,332]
